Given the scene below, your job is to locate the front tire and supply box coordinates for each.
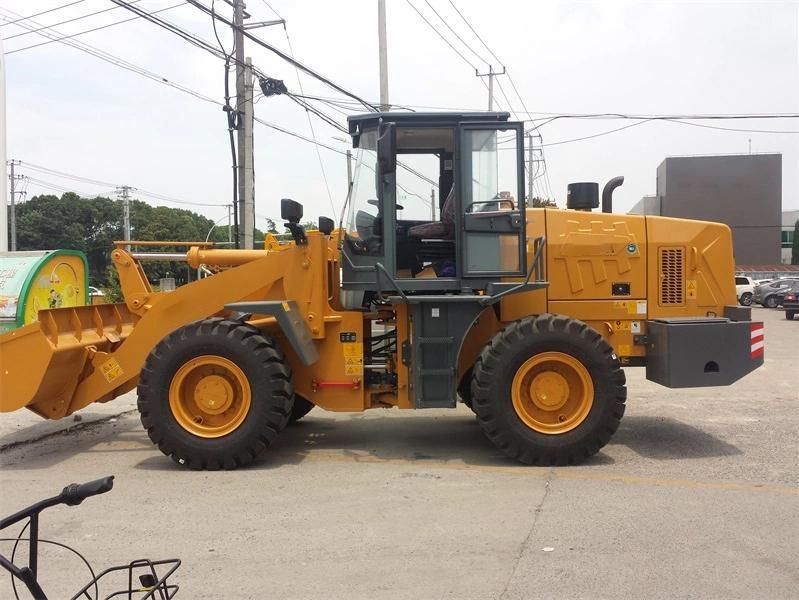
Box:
[137,319,293,470]
[740,292,753,306]
[289,395,315,424]
[471,314,626,466]
[787,311,796,321]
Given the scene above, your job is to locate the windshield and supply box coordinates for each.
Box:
[346,129,381,254]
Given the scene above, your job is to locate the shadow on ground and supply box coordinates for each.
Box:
[132,411,739,472]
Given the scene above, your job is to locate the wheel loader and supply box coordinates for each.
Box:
[0,111,765,469]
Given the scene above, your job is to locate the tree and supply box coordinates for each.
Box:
[14,193,228,284]
[530,196,557,208]
[792,220,799,265]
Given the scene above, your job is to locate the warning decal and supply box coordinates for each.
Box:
[686,280,697,300]
[100,358,124,383]
[342,342,363,375]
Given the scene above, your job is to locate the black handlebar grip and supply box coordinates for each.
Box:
[61,476,115,506]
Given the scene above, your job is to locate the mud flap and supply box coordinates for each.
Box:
[225,300,319,366]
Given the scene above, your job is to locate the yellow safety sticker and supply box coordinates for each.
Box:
[100,358,124,383]
[617,344,631,356]
[613,301,628,310]
[342,343,363,375]
[686,280,697,299]
[614,320,630,331]
[628,300,647,315]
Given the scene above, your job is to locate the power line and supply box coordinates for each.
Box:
[0,0,87,28]
[4,3,183,54]
[185,0,377,111]
[447,0,503,67]
[274,14,338,216]
[404,0,476,70]
[3,1,135,41]
[422,0,488,67]
[18,162,225,208]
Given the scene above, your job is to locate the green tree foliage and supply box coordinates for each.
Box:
[530,197,557,208]
[792,220,799,265]
[12,193,267,285]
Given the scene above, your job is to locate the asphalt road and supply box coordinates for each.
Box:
[1,306,797,599]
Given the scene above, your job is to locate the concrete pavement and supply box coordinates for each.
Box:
[0,306,796,599]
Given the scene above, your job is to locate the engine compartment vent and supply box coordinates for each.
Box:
[660,247,684,305]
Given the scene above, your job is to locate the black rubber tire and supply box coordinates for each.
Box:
[137,318,293,470]
[289,394,315,424]
[740,292,753,306]
[765,295,779,308]
[457,367,475,413]
[471,314,626,466]
[787,311,796,321]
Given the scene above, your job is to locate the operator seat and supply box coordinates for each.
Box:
[407,187,456,239]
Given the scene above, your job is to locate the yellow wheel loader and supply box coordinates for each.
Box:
[0,112,765,469]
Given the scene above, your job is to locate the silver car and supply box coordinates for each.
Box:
[754,278,799,308]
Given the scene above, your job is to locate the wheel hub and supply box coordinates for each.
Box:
[168,355,252,438]
[511,351,594,435]
[194,375,234,414]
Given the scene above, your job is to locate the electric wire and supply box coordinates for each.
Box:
[266,4,338,217]
[404,0,477,70]
[185,0,377,111]
[0,0,87,28]
[422,0,489,67]
[4,4,184,54]
[3,1,137,41]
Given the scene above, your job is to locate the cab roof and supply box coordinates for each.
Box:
[347,111,511,135]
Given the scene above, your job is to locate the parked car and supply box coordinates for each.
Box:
[735,276,756,306]
[88,286,105,297]
[753,278,799,308]
[782,282,799,320]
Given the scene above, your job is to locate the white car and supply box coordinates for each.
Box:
[88,286,105,297]
[735,276,755,306]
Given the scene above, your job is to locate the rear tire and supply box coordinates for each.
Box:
[472,314,626,466]
[787,311,796,321]
[137,319,293,470]
[765,295,779,308]
[740,292,753,306]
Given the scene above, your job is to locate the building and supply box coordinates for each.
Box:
[782,209,799,264]
[628,154,782,264]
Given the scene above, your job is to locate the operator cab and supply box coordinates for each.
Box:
[341,112,527,302]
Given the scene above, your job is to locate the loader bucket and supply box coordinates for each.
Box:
[0,303,138,418]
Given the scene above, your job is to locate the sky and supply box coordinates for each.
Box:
[2,0,798,230]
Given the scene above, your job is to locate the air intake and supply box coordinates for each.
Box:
[660,247,684,305]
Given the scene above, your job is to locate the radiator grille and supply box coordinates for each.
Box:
[660,247,684,305]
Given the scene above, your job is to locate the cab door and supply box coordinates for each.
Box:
[457,123,526,278]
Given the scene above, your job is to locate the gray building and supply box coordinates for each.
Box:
[629,154,782,264]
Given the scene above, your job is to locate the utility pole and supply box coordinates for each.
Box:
[233,0,252,249]
[8,159,22,251]
[475,66,506,111]
[117,185,134,247]
[430,188,436,220]
[240,57,255,250]
[378,0,389,111]
[227,203,233,244]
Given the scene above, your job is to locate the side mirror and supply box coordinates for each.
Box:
[281,198,303,223]
[318,216,335,235]
[377,122,396,175]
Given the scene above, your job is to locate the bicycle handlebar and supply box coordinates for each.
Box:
[61,476,114,506]
[0,476,115,530]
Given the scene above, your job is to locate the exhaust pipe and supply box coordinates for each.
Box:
[602,176,625,213]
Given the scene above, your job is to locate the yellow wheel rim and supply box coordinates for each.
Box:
[511,351,594,435]
[168,355,251,438]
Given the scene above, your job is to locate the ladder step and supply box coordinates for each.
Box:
[420,368,455,376]
[419,336,455,344]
